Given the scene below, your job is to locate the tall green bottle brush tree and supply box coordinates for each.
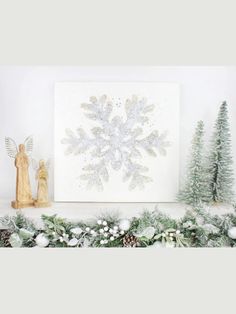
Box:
[207,101,235,203]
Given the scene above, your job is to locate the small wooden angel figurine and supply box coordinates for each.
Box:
[5,136,34,209]
[33,159,51,208]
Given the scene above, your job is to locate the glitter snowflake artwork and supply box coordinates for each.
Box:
[55,82,179,202]
[61,94,170,191]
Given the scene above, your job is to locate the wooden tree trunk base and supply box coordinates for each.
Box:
[11,200,35,209]
[34,201,51,208]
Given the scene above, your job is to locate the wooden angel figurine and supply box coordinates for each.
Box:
[33,159,51,208]
[5,136,34,209]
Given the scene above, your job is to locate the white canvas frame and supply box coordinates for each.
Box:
[54,82,179,202]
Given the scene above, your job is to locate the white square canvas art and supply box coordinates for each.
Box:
[54,82,179,202]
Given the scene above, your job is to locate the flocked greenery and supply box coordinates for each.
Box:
[1,204,236,248]
[179,102,235,206]
[178,120,207,205]
[206,101,235,203]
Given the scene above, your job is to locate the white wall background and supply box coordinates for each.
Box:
[0,66,235,201]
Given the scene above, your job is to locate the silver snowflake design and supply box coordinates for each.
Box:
[61,94,170,191]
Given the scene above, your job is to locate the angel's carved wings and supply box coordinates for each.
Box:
[5,136,33,159]
[24,136,33,156]
[5,137,18,158]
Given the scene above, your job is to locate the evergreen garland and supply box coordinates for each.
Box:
[207,102,234,203]
[1,205,236,248]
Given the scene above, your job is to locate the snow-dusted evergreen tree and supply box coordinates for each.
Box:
[207,101,234,203]
[178,120,207,205]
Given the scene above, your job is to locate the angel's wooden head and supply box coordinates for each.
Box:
[39,159,45,167]
[19,144,25,152]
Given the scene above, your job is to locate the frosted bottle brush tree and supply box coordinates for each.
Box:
[207,101,234,203]
[178,120,207,206]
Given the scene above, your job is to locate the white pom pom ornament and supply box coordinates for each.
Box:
[35,234,49,248]
[71,227,83,235]
[228,227,236,239]
[119,219,131,231]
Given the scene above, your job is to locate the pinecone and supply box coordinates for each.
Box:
[0,230,11,247]
[123,234,140,247]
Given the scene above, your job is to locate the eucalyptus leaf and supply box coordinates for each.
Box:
[9,233,23,248]
[136,226,155,240]
[45,220,54,229]
[154,234,162,240]
[68,238,79,247]
[19,228,34,239]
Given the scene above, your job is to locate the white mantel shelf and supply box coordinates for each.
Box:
[0,201,234,229]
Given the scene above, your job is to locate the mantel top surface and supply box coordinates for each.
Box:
[0,201,233,229]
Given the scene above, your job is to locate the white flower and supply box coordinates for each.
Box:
[59,237,63,242]
[62,233,66,237]
[161,233,166,237]
[228,227,236,239]
[35,234,49,248]
[119,219,131,231]
[68,238,79,247]
[176,230,180,235]
[113,226,118,231]
[110,236,115,241]
[71,227,83,235]
[169,233,174,237]
[104,227,109,231]
[97,220,102,225]
[104,233,108,237]
[90,230,95,235]
[100,240,104,245]
[120,230,125,235]
[103,221,107,226]
[104,240,108,244]
[99,229,104,234]
[109,228,114,234]
[85,227,90,232]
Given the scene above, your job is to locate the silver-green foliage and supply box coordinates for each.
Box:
[0,214,37,247]
[2,205,236,248]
